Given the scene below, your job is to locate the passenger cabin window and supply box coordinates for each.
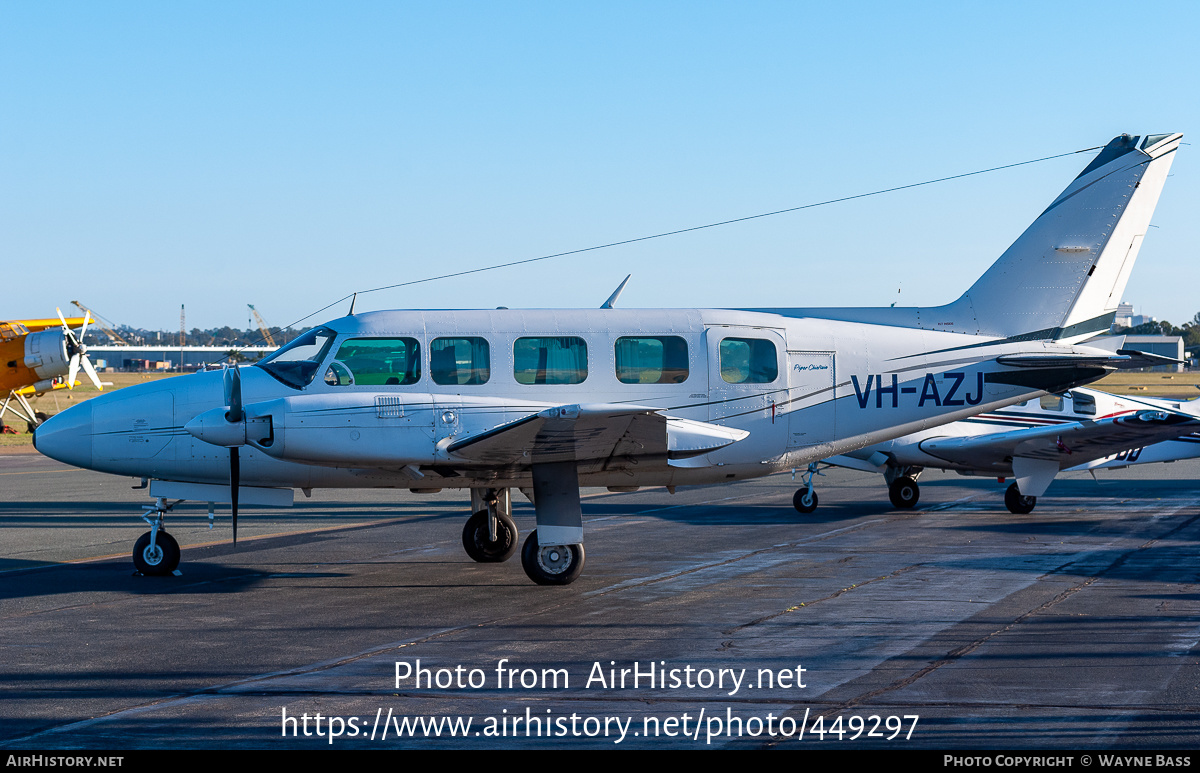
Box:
[1071,391,1097,416]
[1039,394,1064,412]
[431,337,490,385]
[326,337,421,386]
[615,336,689,384]
[514,336,587,385]
[719,337,778,384]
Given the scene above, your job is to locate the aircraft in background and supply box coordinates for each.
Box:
[34,132,1182,584]
[805,387,1200,514]
[1,311,104,431]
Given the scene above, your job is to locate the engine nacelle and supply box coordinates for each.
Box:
[23,330,69,379]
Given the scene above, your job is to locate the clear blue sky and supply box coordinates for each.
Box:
[3,1,1197,331]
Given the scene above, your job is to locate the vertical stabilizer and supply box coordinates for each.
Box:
[939,133,1181,341]
[768,133,1181,342]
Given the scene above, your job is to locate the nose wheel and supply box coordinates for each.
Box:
[133,530,180,575]
[520,530,585,585]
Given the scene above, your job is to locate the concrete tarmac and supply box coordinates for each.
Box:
[1,454,1198,749]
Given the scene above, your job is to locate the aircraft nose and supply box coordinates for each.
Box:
[33,402,93,469]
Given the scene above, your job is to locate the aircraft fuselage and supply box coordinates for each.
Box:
[35,307,1114,492]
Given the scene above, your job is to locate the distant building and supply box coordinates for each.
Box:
[1112,301,1156,330]
[87,345,278,372]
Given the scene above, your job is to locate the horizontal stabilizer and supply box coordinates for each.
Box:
[1115,348,1183,368]
[917,410,1200,476]
[995,349,1180,371]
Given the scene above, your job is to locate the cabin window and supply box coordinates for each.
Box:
[719,337,778,384]
[327,337,421,386]
[1071,391,1097,416]
[1039,394,1064,412]
[431,337,490,385]
[258,326,338,389]
[514,336,588,385]
[615,336,689,384]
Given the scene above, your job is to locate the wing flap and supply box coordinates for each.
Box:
[446,404,748,467]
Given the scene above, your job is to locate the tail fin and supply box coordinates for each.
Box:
[771,133,1181,342]
[937,132,1181,341]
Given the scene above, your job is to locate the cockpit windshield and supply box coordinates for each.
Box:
[256,327,338,389]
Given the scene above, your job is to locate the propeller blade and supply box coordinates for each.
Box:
[78,311,91,341]
[230,446,239,545]
[80,354,103,391]
[67,354,81,390]
[56,307,80,347]
[223,364,243,423]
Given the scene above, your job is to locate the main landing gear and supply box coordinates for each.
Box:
[888,476,920,509]
[1004,482,1036,514]
[462,466,588,585]
[521,531,585,585]
[884,465,923,509]
[133,497,181,575]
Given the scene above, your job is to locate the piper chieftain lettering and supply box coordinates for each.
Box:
[808,387,1200,514]
[34,133,1182,584]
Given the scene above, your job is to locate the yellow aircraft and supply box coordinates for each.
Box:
[1,310,104,432]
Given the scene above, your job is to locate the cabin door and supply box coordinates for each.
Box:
[704,326,788,463]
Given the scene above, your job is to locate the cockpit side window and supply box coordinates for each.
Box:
[257,327,338,389]
[327,337,421,386]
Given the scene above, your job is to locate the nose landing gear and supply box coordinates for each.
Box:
[133,497,182,575]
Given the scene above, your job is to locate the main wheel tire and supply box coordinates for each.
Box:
[792,488,818,514]
[888,476,920,509]
[1004,482,1036,515]
[520,530,585,585]
[132,530,180,575]
[462,509,519,562]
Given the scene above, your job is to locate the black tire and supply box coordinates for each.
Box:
[462,509,519,563]
[520,530,585,585]
[792,488,818,514]
[888,476,920,509]
[132,530,180,575]
[1004,482,1036,515]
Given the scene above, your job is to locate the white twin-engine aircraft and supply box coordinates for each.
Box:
[34,132,1182,585]
[808,387,1200,515]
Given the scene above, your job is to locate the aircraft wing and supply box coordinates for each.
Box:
[917,409,1200,495]
[10,317,88,333]
[445,403,748,467]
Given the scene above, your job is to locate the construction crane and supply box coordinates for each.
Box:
[179,305,185,348]
[71,301,130,346]
[247,304,277,346]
